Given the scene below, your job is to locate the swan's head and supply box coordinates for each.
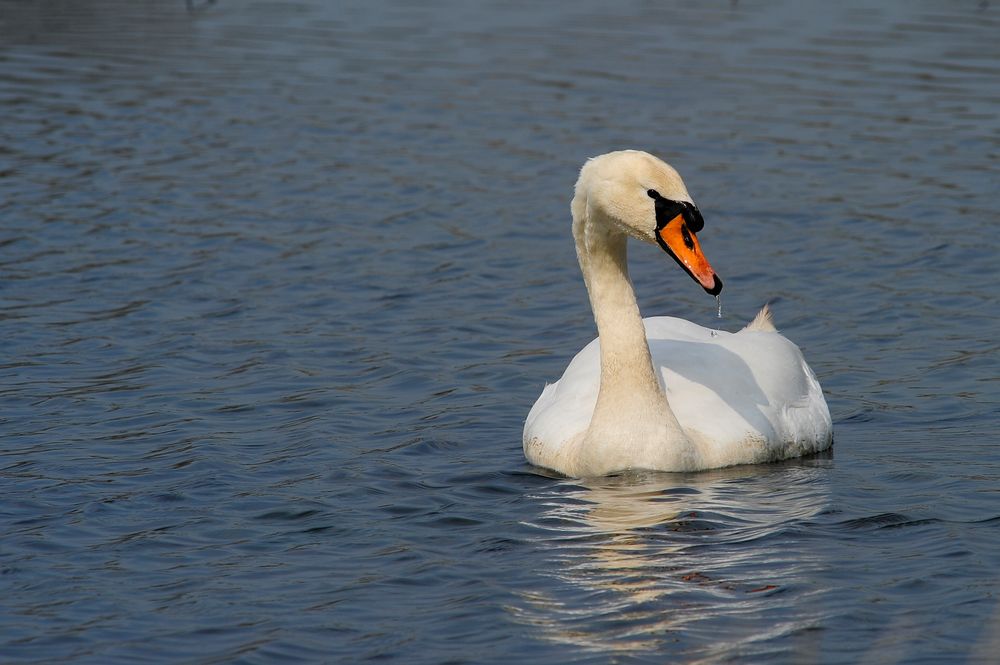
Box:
[575,150,722,295]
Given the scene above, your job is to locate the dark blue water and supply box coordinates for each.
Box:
[2,1,998,662]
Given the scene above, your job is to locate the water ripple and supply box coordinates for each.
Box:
[1,0,998,663]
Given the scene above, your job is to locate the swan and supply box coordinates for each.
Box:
[523,150,833,477]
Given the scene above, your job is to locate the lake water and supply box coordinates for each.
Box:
[2,1,998,662]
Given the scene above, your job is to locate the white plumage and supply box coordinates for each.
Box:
[523,151,832,476]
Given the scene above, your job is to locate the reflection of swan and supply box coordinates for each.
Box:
[513,461,831,657]
[524,150,833,477]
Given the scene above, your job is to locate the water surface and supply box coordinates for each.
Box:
[1,1,999,662]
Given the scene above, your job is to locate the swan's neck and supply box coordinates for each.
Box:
[576,219,660,400]
[573,207,693,473]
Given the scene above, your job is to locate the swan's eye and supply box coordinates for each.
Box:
[651,194,684,231]
[649,191,706,233]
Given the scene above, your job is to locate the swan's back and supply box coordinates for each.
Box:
[524,313,832,471]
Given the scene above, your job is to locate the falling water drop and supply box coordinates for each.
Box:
[710,294,722,337]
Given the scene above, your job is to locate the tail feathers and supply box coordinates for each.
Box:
[742,303,777,333]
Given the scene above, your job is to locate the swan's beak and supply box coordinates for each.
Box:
[655,214,723,296]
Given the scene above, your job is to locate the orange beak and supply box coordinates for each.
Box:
[656,213,723,295]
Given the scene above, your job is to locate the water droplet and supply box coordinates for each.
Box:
[715,294,722,319]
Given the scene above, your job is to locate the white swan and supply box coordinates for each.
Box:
[523,150,833,477]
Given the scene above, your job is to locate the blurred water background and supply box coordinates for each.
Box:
[1,1,998,662]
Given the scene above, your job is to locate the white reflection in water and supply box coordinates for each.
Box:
[515,463,831,659]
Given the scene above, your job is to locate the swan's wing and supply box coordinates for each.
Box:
[523,338,601,462]
[644,316,832,463]
[524,316,832,469]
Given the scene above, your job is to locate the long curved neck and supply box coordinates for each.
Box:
[572,201,692,473]
[574,214,660,399]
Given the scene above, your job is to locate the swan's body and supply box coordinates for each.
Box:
[523,150,832,477]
